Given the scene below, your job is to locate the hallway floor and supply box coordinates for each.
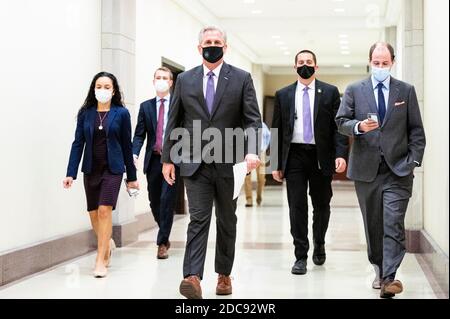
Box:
[0,183,438,299]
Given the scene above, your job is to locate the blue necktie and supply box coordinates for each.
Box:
[377,82,386,124]
[206,71,215,114]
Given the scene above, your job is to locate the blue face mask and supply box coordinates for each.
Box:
[372,67,391,82]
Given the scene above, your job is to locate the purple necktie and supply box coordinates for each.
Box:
[303,86,313,143]
[206,71,215,114]
[154,98,165,154]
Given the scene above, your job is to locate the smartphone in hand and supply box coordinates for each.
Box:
[367,113,379,123]
[123,179,139,197]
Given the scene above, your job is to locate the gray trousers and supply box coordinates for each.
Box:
[355,159,413,279]
[183,164,237,279]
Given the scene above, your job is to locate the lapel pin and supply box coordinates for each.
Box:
[318,88,322,93]
[224,76,229,80]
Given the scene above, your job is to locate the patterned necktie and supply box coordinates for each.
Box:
[205,71,215,114]
[154,98,165,154]
[377,82,386,124]
[303,86,313,143]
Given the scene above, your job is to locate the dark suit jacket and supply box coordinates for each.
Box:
[66,105,137,181]
[272,80,349,176]
[161,62,262,177]
[336,76,426,182]
[132,98,159,174]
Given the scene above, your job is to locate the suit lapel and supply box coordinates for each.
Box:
[210,63,231,119]
[287,83,297,131]
[106,106,118,135]
[148,99,157,133]
[362,78,379,114]
[193,66,210,118]
[87,107,96,139]
[383,77,400,128]
[313,80,322,124]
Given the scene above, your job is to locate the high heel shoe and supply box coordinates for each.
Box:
[105,238,116,268]
[93,267,108,278]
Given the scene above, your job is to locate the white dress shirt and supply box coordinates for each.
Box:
[156,94,170,141]
[203,63,223,97]
[292,79,316,144]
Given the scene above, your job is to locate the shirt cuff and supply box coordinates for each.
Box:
[354,122,363,135]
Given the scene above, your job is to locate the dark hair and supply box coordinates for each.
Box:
[295,50,317,65]
[369,42,395,61]
[154,66,174,80]
[78,72,124,116]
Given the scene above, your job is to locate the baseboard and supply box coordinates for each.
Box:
[407,229,449,298]
[0,230,97,286]
[0,212,157,287]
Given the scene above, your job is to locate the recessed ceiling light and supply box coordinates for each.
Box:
[251,9,262,14]
[334,8,345,13]
[343,64,351,68]
[244,0,255,3]
[284,52,291,55]
[272,35,281,39]
[339,34,348,38]
[340,46,350,50]
[276,41,285,45]
[341,51,351,55]
[280,47,289,51]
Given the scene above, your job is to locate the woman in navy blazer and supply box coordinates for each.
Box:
[63,72,139,278]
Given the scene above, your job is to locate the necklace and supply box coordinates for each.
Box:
[97,111,109,130]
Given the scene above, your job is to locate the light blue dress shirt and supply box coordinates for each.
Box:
[354,76,391,135]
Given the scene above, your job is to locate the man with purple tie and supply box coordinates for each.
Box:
[272,50,349,275]
[162,26,262,299]
[132,67,178,260]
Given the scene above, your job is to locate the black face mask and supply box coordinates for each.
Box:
[297,65,315,79]
[202,46,224,63]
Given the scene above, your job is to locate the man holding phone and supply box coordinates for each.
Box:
[336,42,425,298]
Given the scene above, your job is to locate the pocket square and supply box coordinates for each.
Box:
[395,101,406,106]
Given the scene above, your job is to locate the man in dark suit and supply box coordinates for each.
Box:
[271,50,349,275]
[336,42,426,298]
[162,26,262,299]
[132,67,178,259]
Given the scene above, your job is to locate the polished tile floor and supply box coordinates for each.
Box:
[0,183,437,299]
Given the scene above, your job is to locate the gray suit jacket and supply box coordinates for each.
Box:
[336,77,426,182]
[162,62,262,177]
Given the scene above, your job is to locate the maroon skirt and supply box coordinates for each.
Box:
[83,170,122,211]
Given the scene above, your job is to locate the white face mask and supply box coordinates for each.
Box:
[95,89,113,104]
[154,80,170,93]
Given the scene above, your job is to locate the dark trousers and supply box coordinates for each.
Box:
[146,154,179,246]
[285,144,333,261]
[355,158,413,279]
[183,163,237,279]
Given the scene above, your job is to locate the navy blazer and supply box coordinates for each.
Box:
[132,98,158,174]
[66,105,137,181]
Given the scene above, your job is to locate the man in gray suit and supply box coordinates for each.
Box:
[162,26,262,299]
[336,42,425,298]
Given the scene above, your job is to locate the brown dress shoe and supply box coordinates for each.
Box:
[157,244,168,259]
[216,274,232,295]
[179,275,202,299]
[380,279,403,298]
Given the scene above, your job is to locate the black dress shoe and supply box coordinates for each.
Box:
[312,244,326,265]
[291,259,307,275]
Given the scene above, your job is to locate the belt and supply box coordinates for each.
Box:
[291,143,316,150]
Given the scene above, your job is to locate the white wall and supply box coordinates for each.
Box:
[423,0,449,255]
[0,0,102,252]
[134,0,257,213]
